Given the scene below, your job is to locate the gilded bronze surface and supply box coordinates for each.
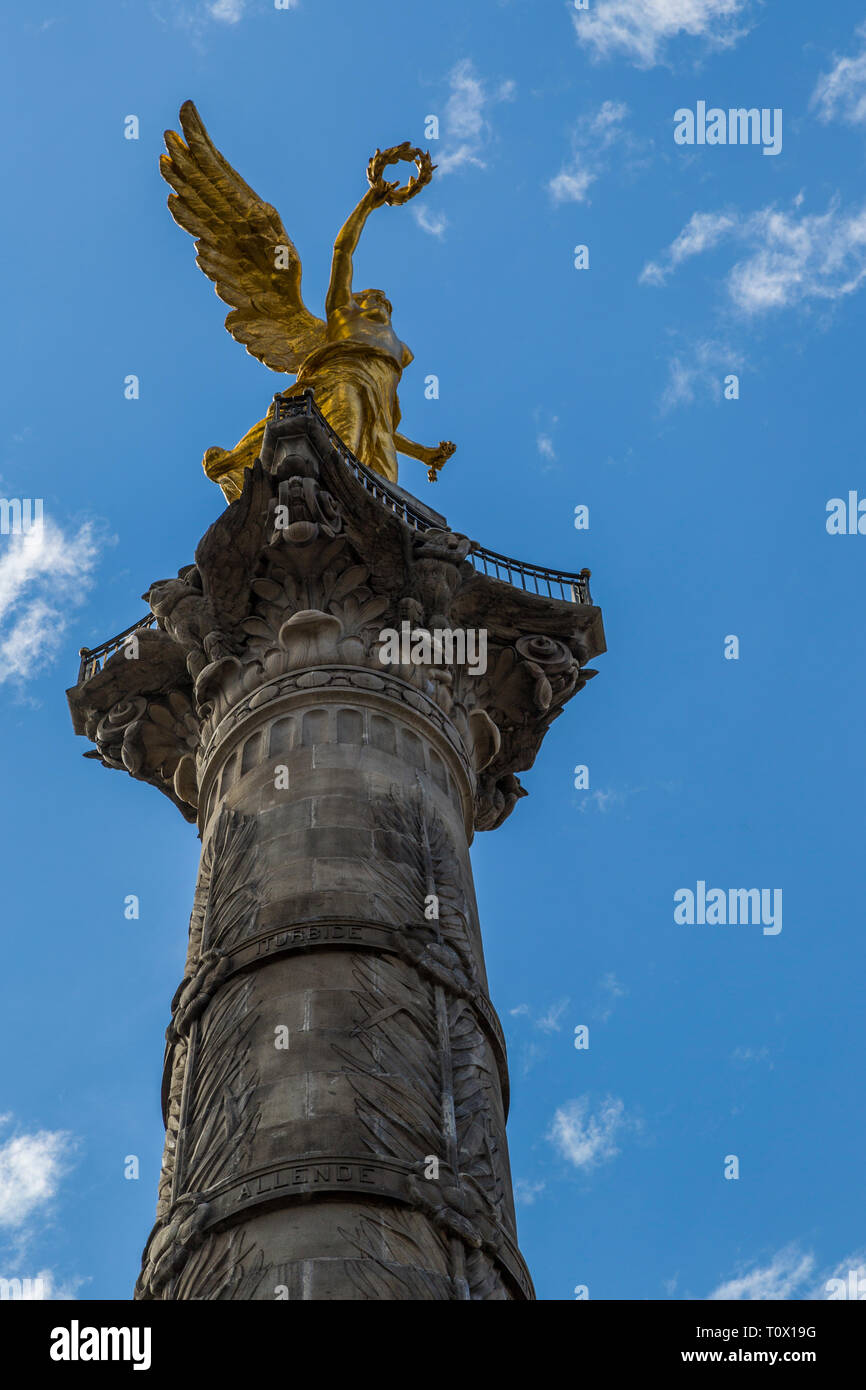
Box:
[161,103,456,501]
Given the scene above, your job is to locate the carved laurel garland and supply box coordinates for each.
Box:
[172,1228,272,1302]
[180,976,261,1195]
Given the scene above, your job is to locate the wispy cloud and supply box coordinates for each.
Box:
[594,972,627,1023]
[572,0,751,69]
[152,0,294,38]
[812,23,866,127]
[436,59,515,176]
[708,1246,815,1300]
[509,997,572,1074]
[577,786,643,814]
[705,1245,866,1301]
[641,211,737,286]
[509,997,570,1032]
[411,204,448,239]
[208,0,245,20]
[547,1095,633,1171]
[518,1041,547,1077]
[731,1044,772,1067]
[660,337,744,412]
[412,59,514,237]
[641,197,866,317]
[536,998,570,1034]
[515,1179,546,1206]
[548,165,596,206]
[548,100,645,205]
[0,518,102,686]
[533,406,560,472]
[811,1251,866,1300]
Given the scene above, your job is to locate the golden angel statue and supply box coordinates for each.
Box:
[161,102,456,503]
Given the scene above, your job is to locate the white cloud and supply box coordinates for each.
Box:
[519,1041,546,1076]
[412,204,448,239]
[547,100,638,206]
[591,99,630,136]
[641,211,737,284]
[727,204,866,314]
[809,1251,866,1300]
[153,0,296,37]
[0,1268,86,1300]
[660,337,744,412]
[208,0,245,20]
[514,1179,546,1206]
[642,197,866,317]
[436,60,515,176]
[572,0,751,69]
[509,996,569,1032]
[0,518,101,685]
[548,167,596,205]
[533,410,560,471]
[731,1044,771,1065]
[595,971,627,1022]
[812,23,866,126]
[536,997,570,1034]
[0,1119,74,1229]
[578,786,640,813]
[709,1247,815,1300]
[708,1245,866,1300]
[548,1095,631,1170]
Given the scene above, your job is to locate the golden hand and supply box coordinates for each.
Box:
[425,440,456,481]
[363,183,396,212]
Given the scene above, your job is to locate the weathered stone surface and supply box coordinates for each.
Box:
[67,409,605,1300]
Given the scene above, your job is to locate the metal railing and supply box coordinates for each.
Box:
[273,391,440,532]
[77,615,157,685]
[467,547,591,603]
[273,391,593,603]
[75,396,593,684]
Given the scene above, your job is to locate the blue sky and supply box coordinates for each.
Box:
[1,0,864,1302]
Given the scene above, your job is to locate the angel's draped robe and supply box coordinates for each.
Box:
[205,341,402,503]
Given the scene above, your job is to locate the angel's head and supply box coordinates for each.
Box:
[356,288,392,324]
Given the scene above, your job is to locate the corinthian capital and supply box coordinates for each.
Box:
[68,400,605,832]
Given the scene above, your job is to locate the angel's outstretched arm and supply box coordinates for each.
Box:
[394,433,456,481]
[326,186,390,315]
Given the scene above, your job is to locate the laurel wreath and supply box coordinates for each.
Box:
[366,142,436,205]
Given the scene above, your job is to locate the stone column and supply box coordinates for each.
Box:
[67,400,605,1300]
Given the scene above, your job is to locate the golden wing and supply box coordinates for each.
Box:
[161,101,325,373]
